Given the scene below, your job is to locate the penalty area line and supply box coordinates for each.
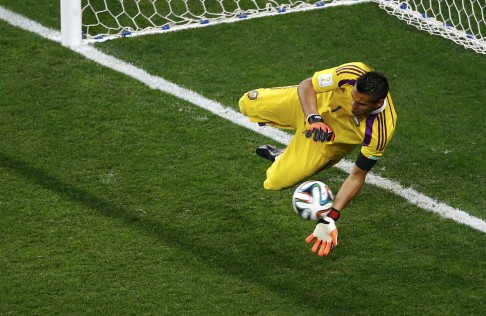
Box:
[1,5,485,234]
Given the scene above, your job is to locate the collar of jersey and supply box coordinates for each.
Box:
[369,98,387,115]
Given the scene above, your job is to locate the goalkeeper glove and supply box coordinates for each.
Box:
[305,208,340,257]
[304,114,335,142]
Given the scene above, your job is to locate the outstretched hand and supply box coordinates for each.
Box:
[305,217,338,256]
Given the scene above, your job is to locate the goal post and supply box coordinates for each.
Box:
[60,0,485,54]
[60,0,82,48]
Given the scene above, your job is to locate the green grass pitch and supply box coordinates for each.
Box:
[0,1,485,315]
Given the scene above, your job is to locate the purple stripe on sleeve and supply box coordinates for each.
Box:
[336,69,366,77]
[338,79,356,87]
[336,65,367,74]
[363,114,378,146]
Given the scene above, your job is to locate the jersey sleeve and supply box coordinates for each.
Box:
[311,62,372,93]
[355,152,378,171]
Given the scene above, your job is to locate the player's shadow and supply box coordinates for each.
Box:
[0,152,327,310]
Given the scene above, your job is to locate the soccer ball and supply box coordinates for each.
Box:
[292,180,334,220]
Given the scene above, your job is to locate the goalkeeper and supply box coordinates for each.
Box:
[239,62,397,256]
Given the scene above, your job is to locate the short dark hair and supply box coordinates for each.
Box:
[356,71,389,103]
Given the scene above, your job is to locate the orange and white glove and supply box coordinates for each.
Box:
[305,208,340,256]
[304,114,335,142]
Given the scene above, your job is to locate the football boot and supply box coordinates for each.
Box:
[255,144,284,162]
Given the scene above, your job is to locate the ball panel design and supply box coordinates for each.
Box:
[292,180,334,220]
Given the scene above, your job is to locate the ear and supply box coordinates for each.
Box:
[375,98,385,108]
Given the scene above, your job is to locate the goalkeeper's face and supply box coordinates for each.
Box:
[351,86,384,116]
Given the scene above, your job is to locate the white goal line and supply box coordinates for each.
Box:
[1,5,485,234]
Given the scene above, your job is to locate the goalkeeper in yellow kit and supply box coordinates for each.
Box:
[239,62,397,256]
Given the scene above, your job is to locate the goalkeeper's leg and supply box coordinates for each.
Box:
[238,86,301,129]
[263,134,351,190]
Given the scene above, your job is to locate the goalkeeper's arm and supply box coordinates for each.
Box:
[306,164,368,257]
[297,77,320,119]
[332,162,369,211]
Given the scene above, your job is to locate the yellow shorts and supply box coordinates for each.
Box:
[239,87,356,190]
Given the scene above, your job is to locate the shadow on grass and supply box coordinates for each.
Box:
[0,152,328,311]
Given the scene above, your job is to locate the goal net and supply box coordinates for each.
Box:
[80,0,370,42]
[67,0,486,54]
[377,0,486,54]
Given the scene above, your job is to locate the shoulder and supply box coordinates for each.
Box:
[334,62,372,88]
[335,62,372,76]
[312,62,373,92]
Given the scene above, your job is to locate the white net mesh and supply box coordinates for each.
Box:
[81,0,370,42]
[80,0,486,54]
[377,0,486,54]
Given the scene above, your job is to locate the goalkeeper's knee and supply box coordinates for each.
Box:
[238,95,249,116]
[239,90,260,116]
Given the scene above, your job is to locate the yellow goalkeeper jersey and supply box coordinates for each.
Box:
[312,62,397,160]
